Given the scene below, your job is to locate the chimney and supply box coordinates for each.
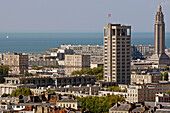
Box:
[67,95,70,100]
[129,103,132,109]
[140,102,144,107]
[143,106,146,112]
[57,94,62,100]
[153,106,157,111]
[158,104,162,109]
[29,106,33,111]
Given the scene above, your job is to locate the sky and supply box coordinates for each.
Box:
[0,0,170,33]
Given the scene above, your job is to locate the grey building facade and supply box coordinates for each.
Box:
[103,23,131,84]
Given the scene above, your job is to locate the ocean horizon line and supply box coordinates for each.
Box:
[0,32,170,34]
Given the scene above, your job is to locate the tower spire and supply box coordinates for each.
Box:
[159,4,162,12]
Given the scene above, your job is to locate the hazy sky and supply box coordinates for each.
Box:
[0,0,170,32]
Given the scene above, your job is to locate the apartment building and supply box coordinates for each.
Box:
[103,23,131,84]
[126,82,170,103]
[156,93,170,103]
[61,44,103,64]
[126,85,155,103]
[64,54,90,75]
[55,85,100,95]
[131,45,154,60]
[54,75,97,87]
[4,76,53,87]
[0,84,36,95]
[131,72,161,84]
[3,53,28,74]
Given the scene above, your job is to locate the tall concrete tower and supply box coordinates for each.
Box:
[103,24,131,84]
[154,5,165,55]
[148,5,170,65]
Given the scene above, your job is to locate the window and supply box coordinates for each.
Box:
[112,29,115,36]
[117,29,120,36]
[121,29,125,36]
[104,29,107,36]
[127,28,130,36]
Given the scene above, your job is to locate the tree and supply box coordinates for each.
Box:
[161,72,169,81]
[11,87,32,97]
[164,66,169,71]
[32,65,44,70]
[1,93,10,97]
[45,89,55,94]
[122,88,127,92]
[23,72,39,77]
[107,86,121,92]
[0,65,9,83]
[76,95,124,113]
[71,66,103,80]
[166,90,170,95]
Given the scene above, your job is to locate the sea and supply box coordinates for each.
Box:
[0,32,170,53]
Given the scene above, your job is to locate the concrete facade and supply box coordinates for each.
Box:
[55,85,100,95]
[3,53,28,75]
[4,76,53,87]
[0,84,36,95]
[54,75,97,87]
[131,72,161,84]
[61,44,103,64]
[126,82,170,103]
[148,5,170,65]
[103,23,131,84]
[131,45,154,60]
[64,54,90,75]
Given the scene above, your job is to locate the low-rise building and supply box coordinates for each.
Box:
[126,82,170,103]
[98,91,127,98]
[109,103,149,113]
[4,76,53,87]
[0,84,36,95]
[56,96,81,110]
[55,85,100,95]
[156,93,170,103]
[126,85,156,103]
[53,75,97,87]
[131,72,161,84]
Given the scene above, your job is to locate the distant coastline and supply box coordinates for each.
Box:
[0,32,169,53]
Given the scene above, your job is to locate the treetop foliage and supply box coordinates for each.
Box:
[0,65,9,83]
[76,95,124,113]
[71,66,103,80]
[11,87,32,97]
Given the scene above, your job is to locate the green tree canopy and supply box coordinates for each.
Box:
[164,66,169,71]
[23,72,39,77]
[11,87,32,97]
[0,65,9,83]
[71,66,103,80]
[106,86,122,92]
[161,72,169,81]
[166,90,170,95]
[32,65,44,70]
[1,93,10,97]
[76,95,124,113]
